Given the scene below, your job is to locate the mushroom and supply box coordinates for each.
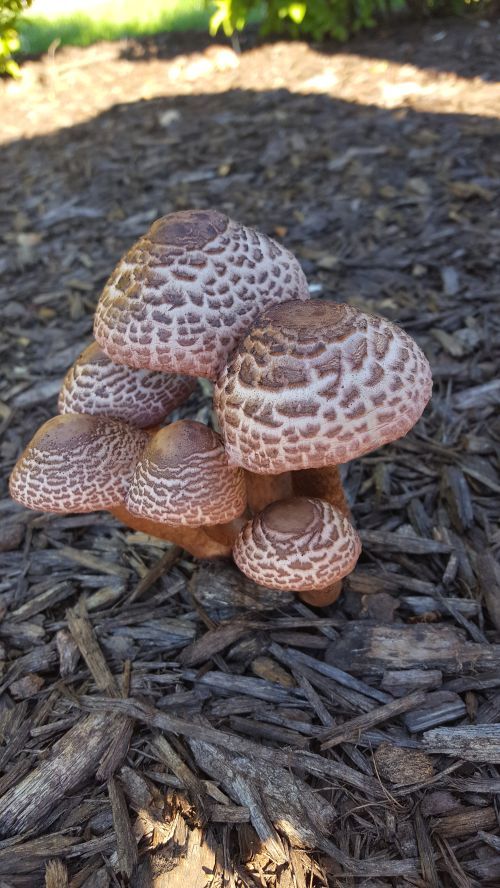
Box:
[59,342,196,428]
[233,497,361,607]
[214,299,432,514]
[126,419,247,529]
[93,209,310,381]
[9,211,434,607]
[9,414,148,513]
[9,414,240,559]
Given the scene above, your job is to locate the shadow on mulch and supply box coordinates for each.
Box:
[0,72,499,886]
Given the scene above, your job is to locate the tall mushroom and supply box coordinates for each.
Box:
[214,298,432,603]
[93,209,310,381]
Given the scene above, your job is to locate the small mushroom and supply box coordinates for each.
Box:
[59,342,197,428]
[9,414,148,513]
[93,209,310,381]
[126,419,247,527]
[233,497,361,606]
[215,299,432,473]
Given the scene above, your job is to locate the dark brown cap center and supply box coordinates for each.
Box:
[148,420,221,468]
[263,497,316,534]
[148,210,228,250]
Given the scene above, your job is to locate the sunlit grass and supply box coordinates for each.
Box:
[19,0,212,55]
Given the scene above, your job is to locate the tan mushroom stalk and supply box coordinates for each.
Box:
[59,342,197,428]
[233,498,361,607]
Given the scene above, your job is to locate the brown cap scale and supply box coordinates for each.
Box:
[58,342,196,428]
[215,300,433,473]
[9,414,148,513]
[126,420,247,526]
[233,497,361,592]
[93,209,310,381]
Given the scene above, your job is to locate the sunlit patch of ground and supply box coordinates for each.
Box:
[3,20,500,146]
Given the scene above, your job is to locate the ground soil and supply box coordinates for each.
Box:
[0,16,500,887]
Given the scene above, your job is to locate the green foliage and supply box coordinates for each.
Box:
[19,1,209,57]
[208,0,486,41]
[0,0,31,75]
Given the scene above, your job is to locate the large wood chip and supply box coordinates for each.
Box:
[423,725,500,762]
[320,690,426,749]
[327,623,500,676]
[0,712,117,837]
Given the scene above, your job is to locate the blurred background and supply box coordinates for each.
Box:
[19,0,210,56]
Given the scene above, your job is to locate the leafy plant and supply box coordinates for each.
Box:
[0,0,32,76]
[208,0,487,42]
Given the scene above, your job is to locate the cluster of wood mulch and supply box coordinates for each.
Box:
[1,15,500,887]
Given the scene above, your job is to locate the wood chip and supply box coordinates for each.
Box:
[320,690,426,749]
[0,712,118,837]
[374,743,435,785]
[423,725,500,762]
[327,623,500,676]
[107,776,138,879]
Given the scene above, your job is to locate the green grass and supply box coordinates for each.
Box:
[19,0,212,56]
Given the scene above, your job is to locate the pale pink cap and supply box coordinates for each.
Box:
[126,419,247,526]
[58,342,196,428]
[233,497,361,592]
[9,414,148,513]
[215,300,433,473]
[93,209,310,381]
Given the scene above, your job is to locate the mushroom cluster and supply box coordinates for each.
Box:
[10,210,432,606]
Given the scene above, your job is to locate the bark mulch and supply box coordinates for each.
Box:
[0,16,499,887]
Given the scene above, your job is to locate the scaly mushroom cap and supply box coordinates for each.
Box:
[126,419,247,526]
[9,414,148,513]
[233,497,361,591]
[215,300,432,473]
[58,342,196,428]
[93,209,310,381]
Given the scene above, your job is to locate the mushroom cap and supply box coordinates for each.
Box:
[58,342,197,428]
[233,497,361,592]
[215,300,433,473]
[126,419,247,526]
[9,414,148,513]
[93,209,310,381]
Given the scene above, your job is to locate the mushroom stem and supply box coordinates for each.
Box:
[297,582,343,607]
[244,471,294,513]
[292,467,351,606]
[110,504,233,559]
[292,465,350,518]
[204,515,247,548]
